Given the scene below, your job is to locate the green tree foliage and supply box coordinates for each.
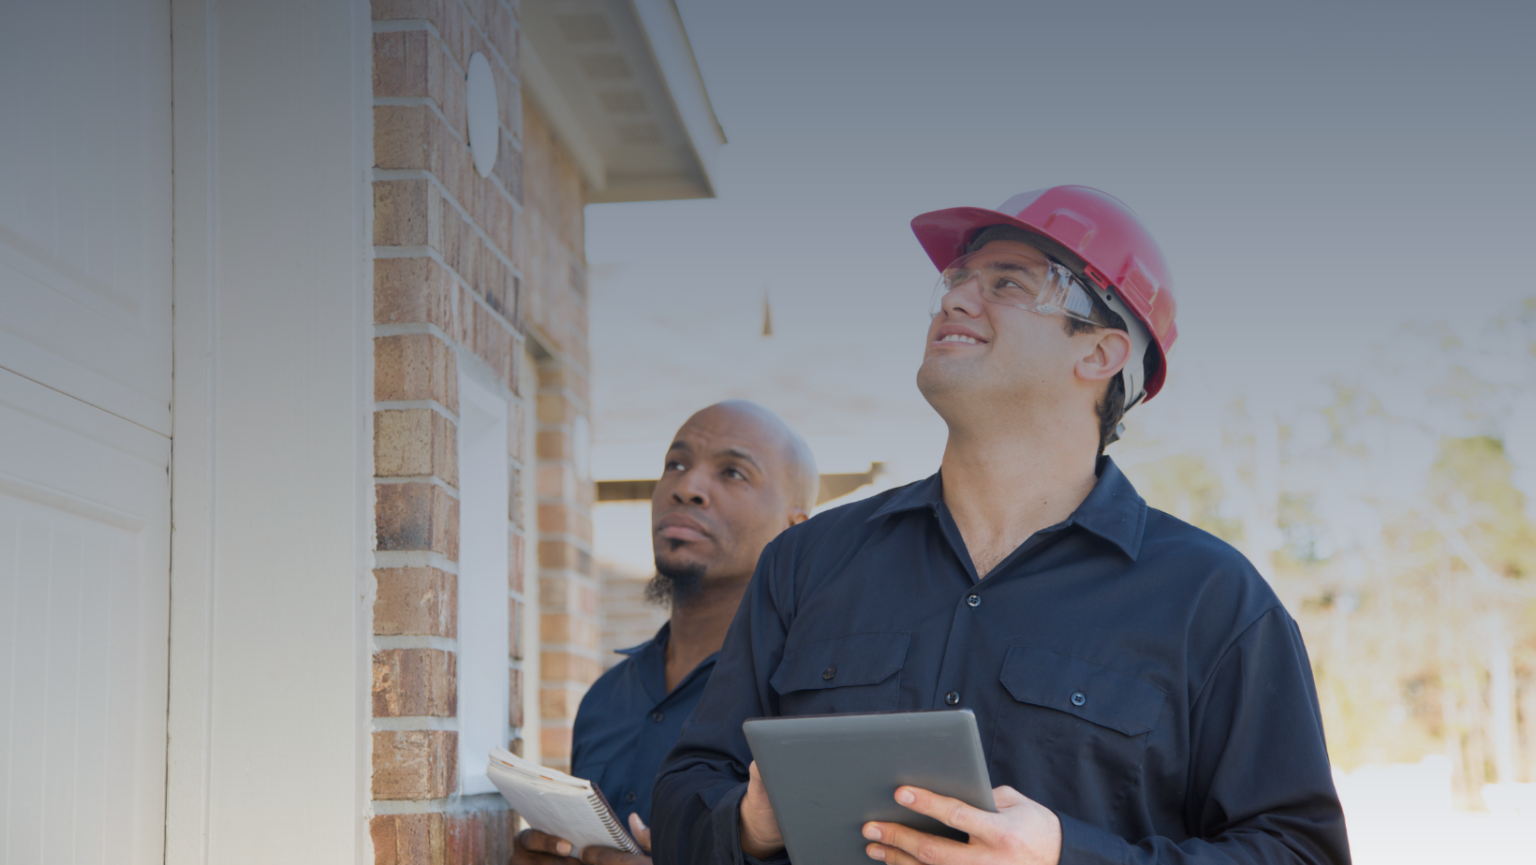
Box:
[1119,299,1536,804]
[1427,437,1536,580]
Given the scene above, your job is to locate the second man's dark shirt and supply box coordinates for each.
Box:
[652,458,1349,865]
[572,623,716,831]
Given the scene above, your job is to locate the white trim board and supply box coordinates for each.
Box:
[166,1,375,863]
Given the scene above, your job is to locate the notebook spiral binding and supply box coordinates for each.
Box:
[589,792,639,853]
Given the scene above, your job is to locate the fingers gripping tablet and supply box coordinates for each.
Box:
[743,710,996,865]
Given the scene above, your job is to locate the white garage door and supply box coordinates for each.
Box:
[0,0,173,862]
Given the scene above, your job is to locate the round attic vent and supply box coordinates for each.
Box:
[465,52,498,179]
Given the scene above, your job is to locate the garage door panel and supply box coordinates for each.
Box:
[0,0,172,859]
[41,527,87,862]
[0,252,167,434]
[0,518,45,865]
[0,368,169,865]
[0,0,171,436]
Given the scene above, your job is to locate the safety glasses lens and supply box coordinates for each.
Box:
[929,252,1097,325]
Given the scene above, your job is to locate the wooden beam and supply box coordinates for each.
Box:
[597,463,885,507]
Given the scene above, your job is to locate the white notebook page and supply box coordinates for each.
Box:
[486,748,639,855]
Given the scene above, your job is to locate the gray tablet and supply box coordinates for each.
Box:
[742,710,995,865]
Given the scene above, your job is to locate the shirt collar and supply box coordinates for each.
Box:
[613,621,721,703]
[1071,457,1146,560]
[614,621,670,657]
[866,456,1146,561]
[866,472,944,523]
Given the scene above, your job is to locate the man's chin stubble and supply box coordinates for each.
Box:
[646,557,706,608]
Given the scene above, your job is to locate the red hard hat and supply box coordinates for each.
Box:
[911,186,1178,402]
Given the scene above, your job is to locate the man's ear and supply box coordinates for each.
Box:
[787,507,810,527]
[1076,329,1132,384]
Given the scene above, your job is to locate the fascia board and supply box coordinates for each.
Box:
[521,39,607,194]
[588,175,712,203]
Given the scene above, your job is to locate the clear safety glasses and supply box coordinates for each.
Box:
[929,249,1100,325]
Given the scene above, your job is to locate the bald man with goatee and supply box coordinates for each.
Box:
[512,400,817,865]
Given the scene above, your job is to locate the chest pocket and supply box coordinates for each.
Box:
[770,631,910,715]
[993,645,1166,801]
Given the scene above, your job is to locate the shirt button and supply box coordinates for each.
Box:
[966,593,981,608]
[650,711,664,723]
[945,690,960,706]
[822,666,836,681]
[625,791,638,803]
[1071,691,1087,707]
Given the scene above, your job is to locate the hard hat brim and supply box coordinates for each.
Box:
[910,206,1056,273]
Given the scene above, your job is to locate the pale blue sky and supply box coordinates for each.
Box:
[585,0,1536,486]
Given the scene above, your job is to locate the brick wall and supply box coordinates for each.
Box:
[368,0,530,860]
[599,560,669,669]
[521,102,602,772]
[365,0,600,857]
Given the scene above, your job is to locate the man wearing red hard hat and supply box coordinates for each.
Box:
[652,187,1349,865]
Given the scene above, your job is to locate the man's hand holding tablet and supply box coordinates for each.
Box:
[861,784,1062,865]
[736,763,1063,865]
[740,710,1027,865]
[738,761,784,860]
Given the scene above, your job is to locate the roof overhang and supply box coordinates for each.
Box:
[521,0,725,203]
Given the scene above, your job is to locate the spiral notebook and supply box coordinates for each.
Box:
[486,748,639,855]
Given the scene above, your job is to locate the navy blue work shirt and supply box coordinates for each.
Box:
[572,622,716,831]
[653,458,1349,865]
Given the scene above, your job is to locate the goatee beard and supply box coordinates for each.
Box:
[646,559,706,608]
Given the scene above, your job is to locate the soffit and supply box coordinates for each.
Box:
[522,0,725,203]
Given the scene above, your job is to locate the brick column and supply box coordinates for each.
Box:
[536,353,600,769]
[518,93,600,772]
[369,0,527,861]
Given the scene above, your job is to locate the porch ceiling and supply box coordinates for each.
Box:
[521,0,725,203]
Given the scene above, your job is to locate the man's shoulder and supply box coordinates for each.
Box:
[744,480,930,605]
[576,658,626,716]
[1137,507,1286,627]
[576,645,653,718]
[793,479,927,537]
[767,480,924,562]
[1139,507,1252,566]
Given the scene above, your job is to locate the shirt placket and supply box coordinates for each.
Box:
[929,504,986,710]
[926,503,1068,712]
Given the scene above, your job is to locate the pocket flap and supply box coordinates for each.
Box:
[999,645,1165,737]
[770,631,911,694]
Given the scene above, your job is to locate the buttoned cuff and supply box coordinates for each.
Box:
[1057,811,1132,865]
[713,781,790,865]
